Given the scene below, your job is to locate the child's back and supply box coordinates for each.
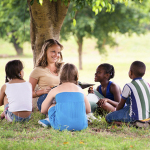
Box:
[122,78,150,120]
[0,60,32,122]
[5,82,32,113]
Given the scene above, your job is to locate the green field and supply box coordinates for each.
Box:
[0,33,150,149]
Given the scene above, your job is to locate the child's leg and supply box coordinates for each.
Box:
[101,102,116,112]
[87,94,99,113]
[1,112,5,119]
[105,105,132,123]
[1,96,8,119]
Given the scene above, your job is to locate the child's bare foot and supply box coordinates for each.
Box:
[1,111,5,120]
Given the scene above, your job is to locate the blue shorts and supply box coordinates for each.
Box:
[4,104,31,122]
[37,94,48,111]
[106,105,134,123]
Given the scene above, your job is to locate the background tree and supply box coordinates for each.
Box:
[61,2,147,70]
[0,0,144,64]
[61,5,95,70]
[0,0,30,55]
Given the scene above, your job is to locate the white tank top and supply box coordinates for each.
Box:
[5,82,32,112]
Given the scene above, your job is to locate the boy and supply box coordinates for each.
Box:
[106,61,150,126]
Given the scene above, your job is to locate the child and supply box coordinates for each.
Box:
[88,63,121,113]
[0,60,32,122]
[106,61,150,125]
[39,63,91,130]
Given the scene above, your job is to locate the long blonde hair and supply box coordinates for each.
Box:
[36,39,63,73]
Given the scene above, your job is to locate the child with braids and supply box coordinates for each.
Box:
[0,60,32,122]
[88,63,121,114]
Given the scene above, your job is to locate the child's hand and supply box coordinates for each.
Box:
[96,98,108,107]
[88,86,94,94]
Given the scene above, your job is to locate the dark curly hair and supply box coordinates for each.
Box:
[99,63,115,80]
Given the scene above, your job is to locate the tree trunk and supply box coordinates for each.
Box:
[77,36,83,70]
[27,0,69,65]
[12,36,23,55]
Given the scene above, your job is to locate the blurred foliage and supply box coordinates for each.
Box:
[0,0,30,55]
[0,0,149,56]
[61,1,149,55]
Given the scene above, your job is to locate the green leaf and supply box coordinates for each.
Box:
[101,1,105,7]
[99,6,102,12]
[95,9,99,15]
[73,19,76,26]
[112,4,115,12]
[108,3,111,10]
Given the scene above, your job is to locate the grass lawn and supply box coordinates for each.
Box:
[0,33,150,149]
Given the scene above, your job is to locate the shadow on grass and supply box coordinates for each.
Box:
[0,54,33,58]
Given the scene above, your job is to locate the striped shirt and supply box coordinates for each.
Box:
[121,78,150,121]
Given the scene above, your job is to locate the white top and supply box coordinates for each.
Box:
[5,82,32,112]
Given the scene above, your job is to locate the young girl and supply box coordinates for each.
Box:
[40,63,91,130]
[88,63,121,113]
[0,60,32,122]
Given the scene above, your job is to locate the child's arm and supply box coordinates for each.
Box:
[0,84,6,106]
[99,98,119,107]
[110,83,121,103]
[116,98,126,111]
[41,89,56,114]
[84,94,91,114]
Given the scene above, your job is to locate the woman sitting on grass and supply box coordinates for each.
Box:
[40,63,91,131]
[0,60,32,122]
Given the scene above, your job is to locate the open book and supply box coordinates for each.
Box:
[93,89,104,99]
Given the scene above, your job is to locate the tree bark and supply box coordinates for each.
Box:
[11,36,23,55]
[27,0,69,65]
[77,36,83,70]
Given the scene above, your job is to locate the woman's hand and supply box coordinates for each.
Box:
[88,86,94,94]
[43,86,51,94]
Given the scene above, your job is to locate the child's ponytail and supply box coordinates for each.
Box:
[109,65,115,79]
[5,76,9,83]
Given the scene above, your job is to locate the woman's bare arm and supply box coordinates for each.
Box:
[29,77,51,98]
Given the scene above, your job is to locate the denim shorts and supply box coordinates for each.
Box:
[37,94,48,111]
[37,94,56,111]
[4,104,31,122]
[106,105,134,123]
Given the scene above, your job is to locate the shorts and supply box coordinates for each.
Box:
[37,94,48,111]
[4,104,31,122]
[37,94,56,111]
[106,105,134,123]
